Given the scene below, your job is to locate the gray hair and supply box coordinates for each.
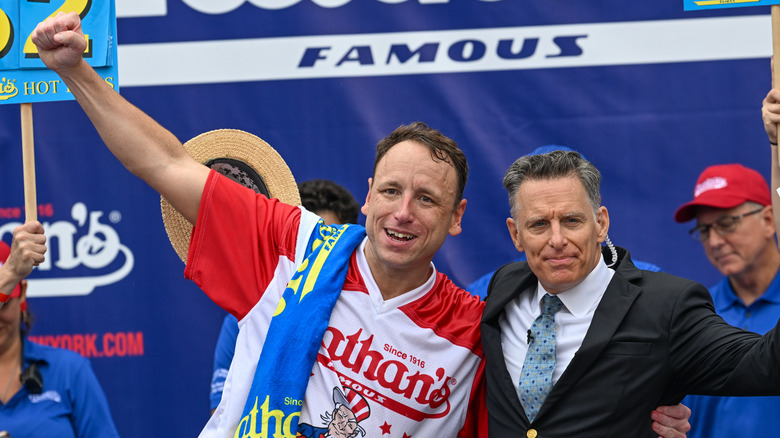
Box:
[502,150,602,219]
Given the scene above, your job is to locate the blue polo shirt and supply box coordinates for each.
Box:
[0,339,119,438]
[684,272,780,438]
[210,313,239,410]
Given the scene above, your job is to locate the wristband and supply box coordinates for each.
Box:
[0,292,11,303]
[771,140,778,146]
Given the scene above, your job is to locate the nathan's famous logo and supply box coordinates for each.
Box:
[234,395,300,438]
[320,327,454,420]
[233,326,454,438]
[236,386,371,438]
[0,202,133,298]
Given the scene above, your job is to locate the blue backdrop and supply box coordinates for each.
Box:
[0,1,774,436]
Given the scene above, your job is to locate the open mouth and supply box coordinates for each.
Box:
[387,229,415,242]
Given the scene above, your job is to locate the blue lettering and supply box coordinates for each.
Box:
[299,47,331,67]
[336,46,374,66]
[298,33,586,69]
[547,35,587,58]
[497,38,538,60]
[386,43,439,64]
[447,39,486,62]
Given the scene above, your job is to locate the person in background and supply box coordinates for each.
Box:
[467,145,662,300]
[672,163,780,438]
[0,222,120,438]
[482,149,780,436]
[210,179,360,413]
[32,13,692,437]
[298,179,360,226]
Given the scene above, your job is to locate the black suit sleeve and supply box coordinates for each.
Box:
[668,280,780,396]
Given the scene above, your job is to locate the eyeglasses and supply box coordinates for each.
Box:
[689,207,765,242]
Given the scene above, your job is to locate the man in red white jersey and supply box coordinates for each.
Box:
[31,12,691,438]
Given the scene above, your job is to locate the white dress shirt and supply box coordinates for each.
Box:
[499,257,615,396]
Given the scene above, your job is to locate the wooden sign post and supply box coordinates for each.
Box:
[0,1,118,222]
[21,102,35,221]
[773,6,780,99]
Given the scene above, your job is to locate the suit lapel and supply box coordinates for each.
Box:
[482,262,538,424]
[482,262,535,321]
[536,263,643,420]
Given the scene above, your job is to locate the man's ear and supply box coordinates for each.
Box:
[506,217,524,252]
[361,177,373,216]
[448,199,468,236]
[760,205,776,238]
[596,206,610,244]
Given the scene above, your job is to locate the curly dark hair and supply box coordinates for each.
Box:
[299,179,360,224]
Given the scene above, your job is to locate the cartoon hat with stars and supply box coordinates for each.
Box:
[333,386,370,437]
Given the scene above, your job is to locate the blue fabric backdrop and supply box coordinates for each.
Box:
[0,1,774,436]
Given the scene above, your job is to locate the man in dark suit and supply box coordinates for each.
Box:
[481,150,780,437]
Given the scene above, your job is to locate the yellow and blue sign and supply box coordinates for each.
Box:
[0,0,117,104]
[684,0,780,11]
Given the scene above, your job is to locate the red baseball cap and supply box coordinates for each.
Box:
[674,164,771,223]
[0,241,22,299]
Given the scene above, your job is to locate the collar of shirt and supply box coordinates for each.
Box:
[712,266,780,311]
[762,266,780,303]
[356,237,436,313]
[22,338,50,366]
[535,256,615,318]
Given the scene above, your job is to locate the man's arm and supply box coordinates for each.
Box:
[31,12,209,225]
[762,88,780,239]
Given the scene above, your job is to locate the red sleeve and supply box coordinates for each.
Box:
[184,170,302,319]
[458,359,488,438]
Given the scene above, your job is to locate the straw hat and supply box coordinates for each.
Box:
[161,129,301,263]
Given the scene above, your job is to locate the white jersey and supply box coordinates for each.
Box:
[186,172,486,438]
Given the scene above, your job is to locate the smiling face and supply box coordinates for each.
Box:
[361,140,466,285]
[507,176,608,294]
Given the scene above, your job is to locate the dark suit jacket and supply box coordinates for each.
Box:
[481,247,780,437]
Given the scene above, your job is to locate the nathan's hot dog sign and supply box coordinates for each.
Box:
[0,0,117,104]
[0,1,118,224]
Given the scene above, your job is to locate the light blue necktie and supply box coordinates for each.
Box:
[518,294,564,422]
